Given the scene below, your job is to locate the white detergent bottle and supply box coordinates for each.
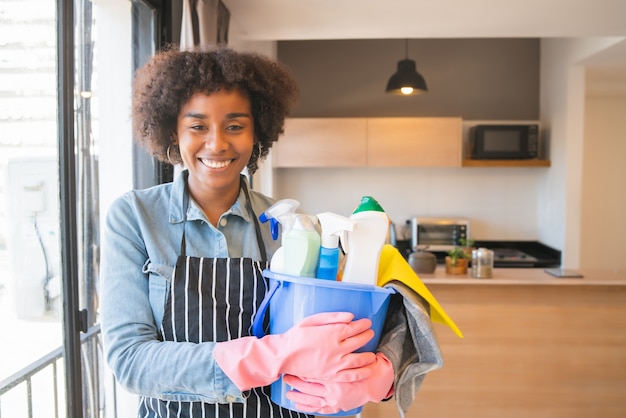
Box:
[341,196,390,285]
[315,212,354,280]
[283,214,321,278]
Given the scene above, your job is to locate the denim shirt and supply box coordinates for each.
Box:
[100,171,280,403]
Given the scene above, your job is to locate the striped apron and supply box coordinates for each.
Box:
[138,179,312,418]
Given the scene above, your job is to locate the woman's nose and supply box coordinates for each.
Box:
[204,129,228,151]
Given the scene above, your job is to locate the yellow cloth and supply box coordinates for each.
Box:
[377,244,463,338]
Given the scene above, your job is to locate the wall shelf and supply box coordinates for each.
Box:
[462,159,551,167]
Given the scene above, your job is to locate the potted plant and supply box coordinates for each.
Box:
[445,238,474,275]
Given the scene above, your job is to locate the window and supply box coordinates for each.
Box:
[1,0,106,416]
[0,0,63,388]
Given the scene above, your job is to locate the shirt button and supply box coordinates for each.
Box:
[225,395,236,402]
[219,218,228,227]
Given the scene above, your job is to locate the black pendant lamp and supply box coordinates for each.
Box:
[385,39,428,96]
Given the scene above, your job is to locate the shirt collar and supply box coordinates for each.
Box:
[168,170,254,224]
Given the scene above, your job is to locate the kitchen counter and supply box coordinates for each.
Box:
[360,267,626,418]
[417,266,626,286]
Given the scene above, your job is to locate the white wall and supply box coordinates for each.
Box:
[94,1,136,417]
[581,95,626,269]
[273,166,544,242]
[539,37,625,268]
[96,0,134,223]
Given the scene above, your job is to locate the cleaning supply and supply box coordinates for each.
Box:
[315,212,354,280]
[282,214,321,278]
[252,269,395,416]
[377,243,463,338]
[267,213,294,274]
[259,198,300,240]
[341,196,389,286]
[259,199,300,274]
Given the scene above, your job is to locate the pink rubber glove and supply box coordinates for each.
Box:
[283,352,395,415]
[213,312,376,391]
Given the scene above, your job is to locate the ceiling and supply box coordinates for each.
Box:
[224,0,626,41]
[224,0,626,93]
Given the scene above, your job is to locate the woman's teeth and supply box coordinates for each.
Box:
[201,159,231,169]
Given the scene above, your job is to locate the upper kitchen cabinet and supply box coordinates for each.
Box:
[367,117,462,167]
[273,117,463,168]
[272,118,367,167]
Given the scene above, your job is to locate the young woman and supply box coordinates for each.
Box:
[99,46,394,418]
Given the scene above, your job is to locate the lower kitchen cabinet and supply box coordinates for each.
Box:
[360,268,626,418]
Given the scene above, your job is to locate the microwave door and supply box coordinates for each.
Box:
[471,124,538,159]
[484,131,521,155]
[418,225,457,251]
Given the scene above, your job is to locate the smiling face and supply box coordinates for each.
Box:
[175,89,254,203]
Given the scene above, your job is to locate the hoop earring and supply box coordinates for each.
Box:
[167,146,174,165]
[256,141,262,156]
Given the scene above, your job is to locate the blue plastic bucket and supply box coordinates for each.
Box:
[252,269,395,416]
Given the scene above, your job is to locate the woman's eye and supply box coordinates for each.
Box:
[226,124,244,132]
[191,124,206,131]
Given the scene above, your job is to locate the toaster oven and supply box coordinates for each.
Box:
[410,217,470,252]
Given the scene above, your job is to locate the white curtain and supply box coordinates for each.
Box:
[180,0,230,49]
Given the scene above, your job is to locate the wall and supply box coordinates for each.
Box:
[95,2,136,417]
[279,38,540,119]
[539,37,625,268]
[270,39,544,243]
[97,0,133,223]
[275,166,544,241]
[581,95,626,269]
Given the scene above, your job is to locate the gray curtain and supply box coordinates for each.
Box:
[180,0,230,49]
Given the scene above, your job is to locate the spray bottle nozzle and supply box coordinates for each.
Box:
[315,212,354,281]
[316,212,354,251]
[259,199,300,240]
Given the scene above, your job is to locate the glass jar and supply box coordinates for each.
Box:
[471,248,494,278]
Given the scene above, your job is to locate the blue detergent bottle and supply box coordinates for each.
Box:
[315,212,354,280]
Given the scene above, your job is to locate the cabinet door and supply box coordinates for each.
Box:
[367,117,462,167]
[272,118,367,167]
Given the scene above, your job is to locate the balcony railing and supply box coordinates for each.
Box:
[0,325,112,418]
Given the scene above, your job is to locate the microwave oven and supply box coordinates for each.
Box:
[410,217,470,252]
[470,124,539,160]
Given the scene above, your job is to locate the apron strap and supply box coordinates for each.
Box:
[241,175,268,262]
[179,175,267,261]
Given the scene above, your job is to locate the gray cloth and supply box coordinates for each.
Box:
[377,280,444,417]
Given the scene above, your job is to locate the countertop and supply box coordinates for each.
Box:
[417,266,626,286]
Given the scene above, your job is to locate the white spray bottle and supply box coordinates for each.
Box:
[341,196,390,286]
[316,212,354,280]
[258,198,300,241]
[259,199,300,274]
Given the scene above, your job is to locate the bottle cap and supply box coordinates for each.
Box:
[352,196,385,214]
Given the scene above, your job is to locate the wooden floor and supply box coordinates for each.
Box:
[357,283,626,418]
